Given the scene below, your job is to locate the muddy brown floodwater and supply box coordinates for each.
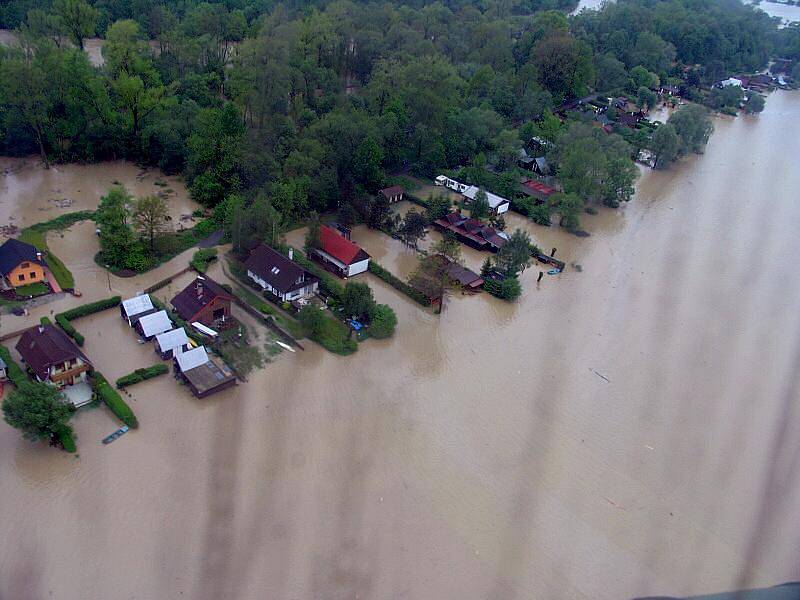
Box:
[0,158,201,239]
[2,92,800,600]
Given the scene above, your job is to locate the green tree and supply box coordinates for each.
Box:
[650,123,680,169]
[398,210,427,249]
[744,93,765,114]
[53,0,96,51]
[368,304,397,339]
[493,129,521,170]
[553,192,583,231]
[2,381,74,443]
[637,86,658,111]
[187,104,244,205]
[366,194,391,230]
[427,194,452,221]
[470,189,491,221]
[494,229,537,277]
[669,104,713,154]
[131,194,170,251]
[342,281,376,321]
[304,211,321,256]
[95,186,136,267]
[353,135,384,191]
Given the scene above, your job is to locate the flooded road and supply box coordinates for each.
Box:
[0,158,200,239]
[2,91,800,600]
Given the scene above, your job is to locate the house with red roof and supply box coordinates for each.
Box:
[312,225,371,278]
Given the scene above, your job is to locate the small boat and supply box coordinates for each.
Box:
[275,340,295,353]
[547,269,562,275]
[102,425,129,445]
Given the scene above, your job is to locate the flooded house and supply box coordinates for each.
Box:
[433,212,508,252]
[378,185,404,203]
[173,346,236,398]
[120,294,156,327]
[519,178,557,204]
[171,276,233,328]
[154,328,191,360]
[15,324,93,407]
[410,255,484,304]
[244,244,319,302]
[313,225,371,278]
[0,238,46,290]
[135,310,173,341]
[462,186,510,215]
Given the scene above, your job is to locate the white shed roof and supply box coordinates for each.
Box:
[462,186,510,210]
[138,310,172,337]
[155,328,189,352]
[175,346,209,372]
[121,294,154,318]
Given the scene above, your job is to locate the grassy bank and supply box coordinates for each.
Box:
[17,211,95,290]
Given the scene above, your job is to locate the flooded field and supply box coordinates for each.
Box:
[2,91,800,600]
[0,158,201,239]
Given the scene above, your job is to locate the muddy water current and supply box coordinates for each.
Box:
[1,92,800,599]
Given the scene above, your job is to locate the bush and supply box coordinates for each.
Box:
[115,364,169,388]
[57,426,77,453]
[368,261,431,306]
[484,276,522,301]
[0,345,27,386]
[40,316,52,326]
[190,247,218,273]
[368,304,397,339]
[92,372,139,428]
[298,305,357,355]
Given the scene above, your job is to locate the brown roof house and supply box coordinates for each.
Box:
[171,276,233,328]
[244,244,319,303]
[16,324,93,406]
[379,185,404,203]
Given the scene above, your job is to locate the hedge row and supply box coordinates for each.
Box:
[368,261,431,307]
[55,314,85,346]
[59,296,121,321]
[57,427,77,453]
[0,345,27,386]
[116,364,169,389]
[92,372,139,428]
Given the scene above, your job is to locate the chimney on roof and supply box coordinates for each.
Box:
[36,251,42,261]
[288,248,293,260]
[196,277,204,298]
[38,325,44,334]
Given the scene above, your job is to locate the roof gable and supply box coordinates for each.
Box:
[318,225,370,265]
[16,324,90,380]
[171,276,233,321]
[175,346,209,372]
[244,245,311,293]
[0,239,43,276]
[121,294,154,318]
[155,327,189,351]
[138,310,173,337]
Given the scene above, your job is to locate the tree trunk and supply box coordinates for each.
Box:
[34,124,49,169]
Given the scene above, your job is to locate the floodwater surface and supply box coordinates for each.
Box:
[0,158,201,239]
[1,92,800,600]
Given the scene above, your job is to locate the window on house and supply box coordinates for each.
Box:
[30,272,36,278]
[18,274,25,281]
[21,262,29,268]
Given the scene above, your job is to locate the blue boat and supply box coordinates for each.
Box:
[102,425,130,445]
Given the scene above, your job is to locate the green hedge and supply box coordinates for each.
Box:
[55,314,85,346]
[190,247,218,273]
[92,372,139,428]
[56,426,77,453]
[116,364,169,388]
[368,261,431,306]
[59,296,121,321]
[0,345,27,386]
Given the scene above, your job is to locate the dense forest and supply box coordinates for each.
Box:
[1,0,798,237]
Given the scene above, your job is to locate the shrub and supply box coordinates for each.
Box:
[484,276,522,301]
[40,316,52,326]
[368,261,431,306]
[115,364,169,388]
[92,372,139,428]
[56,426,77,453]
[190,247,218,273]
[298,305,357,355]
[368,304,397,339]
[0,345,27,386]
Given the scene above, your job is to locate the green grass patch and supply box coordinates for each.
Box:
[385,175,422,191]
[44,252,74,289]
[92,372,139,428]
[115,364,169,388]
[14,282,50,297]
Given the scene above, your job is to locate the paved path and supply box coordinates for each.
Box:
[45,269,62,293]
[196,229,223,248]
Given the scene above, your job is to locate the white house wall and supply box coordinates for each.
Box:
[347,259,369,277]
